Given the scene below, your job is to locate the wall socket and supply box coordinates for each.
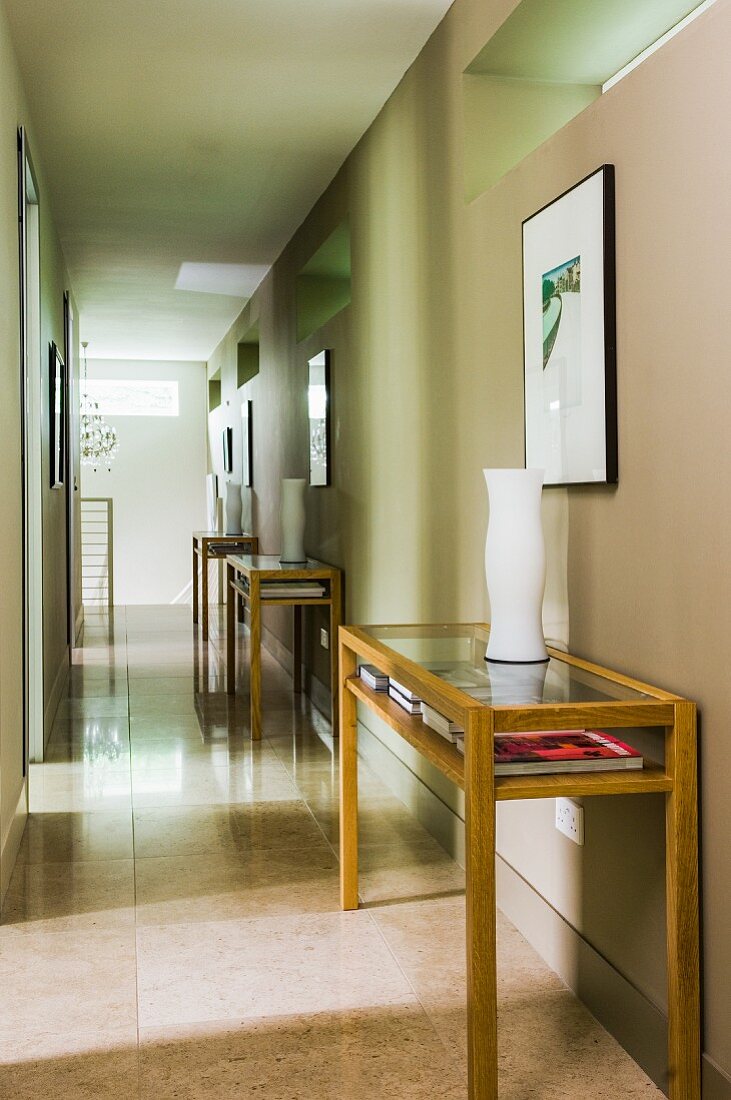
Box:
[320,628,329,650]
[555,797,584,846]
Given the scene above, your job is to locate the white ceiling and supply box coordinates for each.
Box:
[3,0,455,360]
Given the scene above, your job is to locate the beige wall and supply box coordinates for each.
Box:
[81,359,207,604]
[0,6,76,897]
[208,0,730,1089]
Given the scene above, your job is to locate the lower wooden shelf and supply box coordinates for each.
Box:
[346,675,672,801]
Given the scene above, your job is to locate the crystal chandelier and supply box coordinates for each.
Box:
[80,341,119,471]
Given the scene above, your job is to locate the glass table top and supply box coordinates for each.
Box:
[362,624,653,705]
[227,555,331,572]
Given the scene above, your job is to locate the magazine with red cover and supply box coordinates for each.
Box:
[494,730,643,775]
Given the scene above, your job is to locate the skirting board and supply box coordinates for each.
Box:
[259,623,332,725]
[704,1058,731,1100]
[1,782,28,905]
[261,623,294,677]
[42,649,69,754]
[355,717,730,1099]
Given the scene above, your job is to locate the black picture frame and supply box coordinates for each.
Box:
[49,341,67,489]
[241,400,253,488]
[308,349,331,487]
[222,426,233,474]
[522,164,617,486]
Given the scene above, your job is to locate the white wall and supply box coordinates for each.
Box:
[81,359,207,604]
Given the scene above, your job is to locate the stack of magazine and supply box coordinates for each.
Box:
[359,664,388,692]
[453,728,643,775]
[422,702,463,742]
[387,678,422,716]
[260,582,325,598]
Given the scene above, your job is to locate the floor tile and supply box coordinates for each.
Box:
[0,1028,139,1099]
[30,771,133,813]
[134,846,338,925]
[2,859,136,933]
[132,806,248,858]
[136,911,415,1028]
[15,811,133,864]
[130,736,276,770]
[55,697,130,719]
[128,716,205,741]
[138,1006,465,1099]
[0,930,137,1036]
[130,767,299,809]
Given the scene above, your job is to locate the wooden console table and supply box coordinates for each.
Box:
[338,623,699,1100]
[192,531,258,640]
[226,554,342,740]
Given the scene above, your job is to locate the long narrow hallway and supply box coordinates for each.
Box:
[1,607,661,1097]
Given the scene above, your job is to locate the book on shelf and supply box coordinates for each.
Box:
[388,678,421,704]
[359,664,388,692]
[494,730,643,775]
[259,582,325,598]
[209,542,252,555]
[453,730,642,774]
[388,685,422,716]
[421,702,464,742]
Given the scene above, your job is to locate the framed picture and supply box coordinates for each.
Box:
[241,400,253,488]
[308,349,331,487]
[49,341,67,489]
[523,164,617,486]
[222,426,233,474]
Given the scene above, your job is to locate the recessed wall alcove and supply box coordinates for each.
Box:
[296,220,351,342]
[237,321,260,389]
[208,369,221,412]
[463,0,707,201]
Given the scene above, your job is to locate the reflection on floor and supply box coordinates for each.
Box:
[0,605,661,1097]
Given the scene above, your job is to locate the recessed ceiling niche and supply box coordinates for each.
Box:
[463,0,707,201]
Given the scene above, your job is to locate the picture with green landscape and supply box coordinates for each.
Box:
[542,254,580,369]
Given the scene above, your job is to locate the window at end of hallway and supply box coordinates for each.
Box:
[81,380,180,417]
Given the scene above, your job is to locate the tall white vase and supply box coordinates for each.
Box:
[280,478,307,563]
[484,468,547,663]
[224,482,242,535]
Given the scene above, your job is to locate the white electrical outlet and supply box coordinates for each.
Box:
[320,628,329,650]
[555,797,584,846]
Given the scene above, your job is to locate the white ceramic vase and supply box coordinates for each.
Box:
[484,467,547,663]
[280,478,307,563]
[224,482,242,535]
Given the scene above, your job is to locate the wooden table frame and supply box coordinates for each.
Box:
[226,555,343,741]
[338,623,700,1100]
[192,532,258,640]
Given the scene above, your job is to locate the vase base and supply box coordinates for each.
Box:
[485,656,550,665]
[279,558,307,565]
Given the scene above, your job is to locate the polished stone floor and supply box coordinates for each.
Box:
[0,605,661,1097]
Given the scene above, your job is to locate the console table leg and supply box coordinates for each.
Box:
[201,547,209,641]
[249,575,262,740]
[293,606,302,694]
[330,574,342,737]
[465,707,498,1099]
[666,701,700,1099]
[339,640,359,911]
[226,564,236,696]
[192,543,199,624]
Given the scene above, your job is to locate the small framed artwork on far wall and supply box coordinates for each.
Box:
[308,349,331,487]
[49,341,67,489]
[522,164,617,486]
[222,426,233,474]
